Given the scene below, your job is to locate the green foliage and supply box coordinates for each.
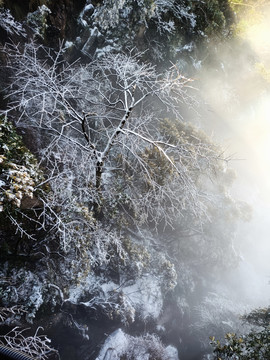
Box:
[0,117,43,213]
[211,329,270,359]
[122,238,151,278]
[242,307,270,327]
[193,0,234,37]
[211,307,270,359]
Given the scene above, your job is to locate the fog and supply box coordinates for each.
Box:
[196,6,270,307]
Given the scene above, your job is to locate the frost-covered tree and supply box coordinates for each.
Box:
[0,39,244,329]
[2,41,224,239]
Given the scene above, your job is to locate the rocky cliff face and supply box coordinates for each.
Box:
[2,0,85,44]
[2,0,234,65]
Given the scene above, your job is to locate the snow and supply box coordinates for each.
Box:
[65,273,163,323]
[96,329,179,360]
[79,3,94,27]
[39,5,51,15]
[64,41,74,49]
[95,329,129,360]
[66,274,97,304]
[165,345,179,360]
[96,45,118,58]
[156,324,166,332]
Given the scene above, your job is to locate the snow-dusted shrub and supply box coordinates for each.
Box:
[0,327,58,360]
[0,305,26,326]
[0,267,46,322]
[2,268,44,319]
[122,333,172,360]
[63,236,177,324]
[0,9,26,37]
[96,328,178,360]
[0,117,45,245]
[211,306,270,359]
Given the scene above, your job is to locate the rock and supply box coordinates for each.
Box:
[81,26,101,56]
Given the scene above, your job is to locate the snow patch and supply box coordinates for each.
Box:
[96,329,179,360]
[165,345,179,360]
[95,329,128,360]
[64,41,74,49]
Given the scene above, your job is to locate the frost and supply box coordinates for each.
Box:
[67,275,98,305]
[66,272,163,323]
[156,324,166,332]
[0,327,58,360]
[0,268,46,322]
[179,7,196,28]
[84,4,94,12]
[192,58,202,70]
[94,0,127,30]
[192,291,248,346]
[182,42,194,52]
[39,5,51,16]
[0,9,26,37]
[154,0,197,33]
[26,284,44,322]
